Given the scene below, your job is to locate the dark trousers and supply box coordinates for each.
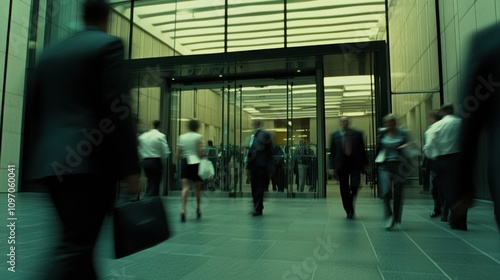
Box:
[435,153,465,224]
[250,168,270,213]
[429,159,447,216]
[43,174,115,280]
[337,159,360,215]
[143,158,163,197]
[271,164,285,191]
[378,161,405,223]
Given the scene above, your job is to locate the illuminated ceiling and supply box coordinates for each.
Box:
[110,0,386,55]
[115,0,385,118]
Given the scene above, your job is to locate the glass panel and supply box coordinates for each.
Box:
[287,0,386,47]
[117,0,225,56]
[129,72,163,195]
[227,0,284,52]
[169,85,228,194]
[390,92,441,184]
[46,0,84,44]
[110,0,389,57]
[108,1,131,59]
[391,93,440,148]
[323,53,378,196]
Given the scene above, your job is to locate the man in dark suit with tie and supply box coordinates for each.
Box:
[245,119,274,216]
[329,117,368,219]
[27,1,140,278]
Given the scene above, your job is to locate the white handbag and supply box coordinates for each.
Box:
[198,158,215,180]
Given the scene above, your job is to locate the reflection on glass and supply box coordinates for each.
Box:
[228,0,285,52]
[287,0,386,47]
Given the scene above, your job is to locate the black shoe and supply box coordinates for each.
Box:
[181,213,186,223]
[346,213,354,219]
[430,211,441,218]
[196,210,201,220]
[252,211,263,216]
[450,221,467,231]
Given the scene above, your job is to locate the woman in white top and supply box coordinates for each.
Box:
[176,119,205,222]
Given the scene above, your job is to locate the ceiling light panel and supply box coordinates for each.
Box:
[122,0,385,55]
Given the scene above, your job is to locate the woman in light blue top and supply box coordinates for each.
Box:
[376,114,411,230]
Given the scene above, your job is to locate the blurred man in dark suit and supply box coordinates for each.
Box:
[458,23,500,232]
[329,117,368,219]
[27,1,140,278]
[245,119,274,216]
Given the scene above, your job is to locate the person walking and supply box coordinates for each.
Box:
[177,119,205,222]
[375,114,411,229]
[426,104,465,230]
[245,119,274,216]
[329,116,368,219]
[138,120,171,197]
[422,110,446,220]
[27,1,140,278]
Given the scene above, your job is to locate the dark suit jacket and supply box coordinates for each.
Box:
[28,27,140,181]
[459,23,500,195]
[246,129,275,172]
[329,128,367,171]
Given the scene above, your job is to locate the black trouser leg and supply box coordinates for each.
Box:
[251,168,269,213]
[43,175,115,280]
[143,158,163,197]
[436,154,464,226]
[338,169,353,215]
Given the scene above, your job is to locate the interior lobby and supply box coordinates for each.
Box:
[1,0,500,279]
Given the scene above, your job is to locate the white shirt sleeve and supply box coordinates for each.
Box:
[160,134,170,158]
[423,129,434,159]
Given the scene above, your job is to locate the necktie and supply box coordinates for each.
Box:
[249,134,255,148]
[344,132,351,156]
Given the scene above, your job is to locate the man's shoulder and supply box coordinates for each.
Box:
[259,129,272,137]
[152,129,166,137]
[440,115,462,126]
[138,130,151,139]
[39,30,122,63]
[77,29,122,44]
[349,128,363,135]
[331,130,341,137]
[396,128,409,137]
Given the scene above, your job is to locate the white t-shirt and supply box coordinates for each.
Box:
[178,132,203,164]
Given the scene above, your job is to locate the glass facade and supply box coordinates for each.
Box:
[107,0,386,56]
[12,0,479,199]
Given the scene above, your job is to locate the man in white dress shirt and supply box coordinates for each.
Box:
[422,110,445,220]
[425,104,466,230]
[138,120,171,196]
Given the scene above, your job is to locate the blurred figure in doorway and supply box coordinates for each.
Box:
[375,114,411,229]
[177,119,205,222]
[329,117,368,219]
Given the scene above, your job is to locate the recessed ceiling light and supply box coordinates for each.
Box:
[343,112,365,116]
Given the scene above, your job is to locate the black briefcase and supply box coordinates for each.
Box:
[113,196,171,258]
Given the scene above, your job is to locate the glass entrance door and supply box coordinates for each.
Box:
[167,76,322,198]
[122,48,387,199]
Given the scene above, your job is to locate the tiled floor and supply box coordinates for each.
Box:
[0,186,499,280]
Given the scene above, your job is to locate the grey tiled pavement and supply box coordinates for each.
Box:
[0,187,499,280]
